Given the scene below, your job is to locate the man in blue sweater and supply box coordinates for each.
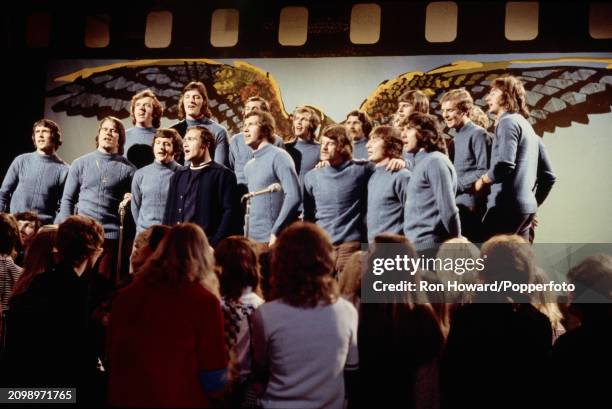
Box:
[56,116,136,281]
[243,111,300,247]
[441,89,491,242]
[393,90,430,171]
[124,89,163,169]
[0,119,69,225]
[171,81,229,167]
[366,125,411,241]
[303,125,371,273]
[402,112,461,254]
[475,76,556,242]
[285,106,321,186]
[229,96,285,234]
[131,128,183,233]
[164,125,238,247]
[345,110,372,160]
[229,97,285,192]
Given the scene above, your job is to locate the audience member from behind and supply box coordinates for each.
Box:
[108,223,228,408]
[359,233,444,409]
[551,254,612,408]
[338,250,366,310]
[251,222,358,409]
[129,224,171,276]
[433,237,482,336]
[532,267,566,343]
[9,225,58,300]
[441,234,552,409]
[5,215,111,404]
[215,236,265,405]
[0,213,22,312]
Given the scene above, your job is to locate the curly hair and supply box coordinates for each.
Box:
[270,222,338,308]
[406,112,447,154]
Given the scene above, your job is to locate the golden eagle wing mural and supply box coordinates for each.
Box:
[48,57,611,138]
[47,59,333,138]
[361,58,612,136]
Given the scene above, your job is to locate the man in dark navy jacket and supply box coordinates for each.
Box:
[164,125,238,246]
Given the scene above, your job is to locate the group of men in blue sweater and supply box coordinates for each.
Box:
[1,75,556,278]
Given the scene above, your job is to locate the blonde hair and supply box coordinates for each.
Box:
[138,223,220,298]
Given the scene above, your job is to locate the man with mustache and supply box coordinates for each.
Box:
[344,110,373,160]
[56,117,136,282]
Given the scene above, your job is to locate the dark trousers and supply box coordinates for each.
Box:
[458,204,485,243]
[482,207,535,242]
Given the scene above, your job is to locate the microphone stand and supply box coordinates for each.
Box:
[116,205,126,285]
[244,196,252,239]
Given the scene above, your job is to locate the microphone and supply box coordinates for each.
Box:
[242,183,282,202]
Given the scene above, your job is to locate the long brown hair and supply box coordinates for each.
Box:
[491,76,530,118]
[406,112,448,155]
[215,236,263,301]
[138,223,219,297]
[11,225,58,298]
[270,222,338,308]
[177,81,212,120]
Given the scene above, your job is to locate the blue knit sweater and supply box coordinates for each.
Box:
[367,166,412,242]
[486,112,556,213]
[304,160,372,244]
[124,126,156,169]
[229,133,285,185]
[56,150,136,239]
[452,121,490,209]
[244,144,301,242]
[404,150,461,250]
[285,139,321,184]
[352,138,369,161]
[0,152,69,224]
[131,160,181,233]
